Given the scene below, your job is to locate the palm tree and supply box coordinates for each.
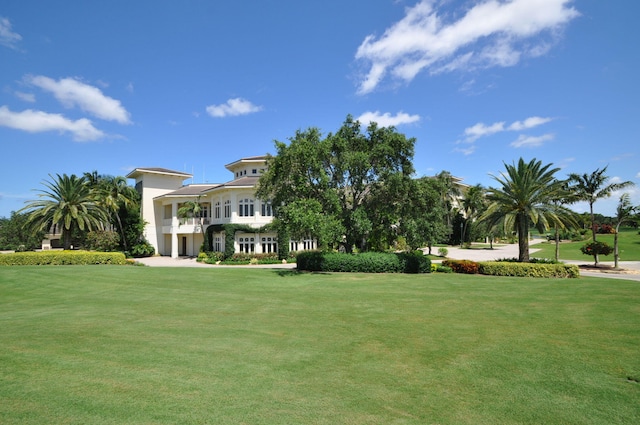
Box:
[549,180,580,262]
[567,166,635,242]
[21,174,107,250]
[435,170,461,242]
[479,158,574,262]
[461,184,485,245]
[613,193,637,269]
[94,175,139,250]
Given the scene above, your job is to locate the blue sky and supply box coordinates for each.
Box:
[1,0,638,219]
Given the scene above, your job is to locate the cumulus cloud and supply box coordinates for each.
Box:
[355,0,579,94]
[27,76,132,124]
[206,98,262,118]
[0,17,22,49]
[0,106,105,141]
[356,110,420,128]
[462,116,553,143]
[510,133,554,148]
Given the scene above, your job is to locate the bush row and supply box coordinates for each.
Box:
[0,250,128,266]
[197,252,287,265]
[296,251,431,274]
[442,259,579,278]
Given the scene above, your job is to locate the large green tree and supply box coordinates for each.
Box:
[398,176,448,252]
[0,211,45,251]
[21,174,107,250]
[480,158,574,262]
[256,115,415,253]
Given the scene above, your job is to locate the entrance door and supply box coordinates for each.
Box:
[181,237,187,256]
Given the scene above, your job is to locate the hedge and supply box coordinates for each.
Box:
[0,251,128,266]
[442,259,480,274]
[478,261,580,278]
[296,251,431,274]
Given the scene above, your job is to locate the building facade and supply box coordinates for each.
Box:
[127,156,316,258]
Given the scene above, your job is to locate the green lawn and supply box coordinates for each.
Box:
[532,228,640,261]
[1,266,639,424]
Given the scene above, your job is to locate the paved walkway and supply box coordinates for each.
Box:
[438,240,640,281]
[135,241,640,281]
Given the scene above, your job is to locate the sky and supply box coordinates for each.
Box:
[1,0,638,218]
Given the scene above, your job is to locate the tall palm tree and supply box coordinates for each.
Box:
[435,170,461,242]
[567,166,635,242]
[94,175,139,250]
[613,193,637,269]
[461,184,485,245]
[479,158,574,262]
[21,174,107,250]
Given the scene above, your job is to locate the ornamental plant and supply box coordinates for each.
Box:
[580,240,613,265]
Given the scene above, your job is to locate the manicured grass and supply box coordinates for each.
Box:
[1,266,639,424]
[532,228,640,261]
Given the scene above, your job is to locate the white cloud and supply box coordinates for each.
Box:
[463,121,505,142]
[356,110,420,128]
[0,17,22,49]
[636,172,640,178]
[27,76,132,124]
[206,98,262,118]
[510,133,554,148]
[0,105,105,141]
[462,116,553,143]
[507,116,553,131]
[454,145,476,156]
[15,91,35,103]
[355,0,579,94]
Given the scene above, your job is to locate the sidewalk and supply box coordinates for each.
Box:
[439,241,640,281]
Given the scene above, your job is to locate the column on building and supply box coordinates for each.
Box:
[171,202,179,258]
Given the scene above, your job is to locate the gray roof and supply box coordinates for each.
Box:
[127,167,192,179]
[163,184,221,197]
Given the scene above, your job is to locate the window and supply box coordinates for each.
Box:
[252,169,257,174]
[239,236,255,253]
[214,201,220,219]
[238,198,254,217]
[261,236,277,253]
[214,236,222,252]
[224,200,231,218]
[261,201,273,217]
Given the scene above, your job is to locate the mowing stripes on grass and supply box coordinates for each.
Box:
[1,266,639,424]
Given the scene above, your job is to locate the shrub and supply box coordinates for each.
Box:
[442,259,479,274]
[129,242,155,258]
[0,250,128,266]
[296,251,431,273]
[85,230,120,252]
[478,262,580,278]
[437,247,448,257]
[580,241,613,257]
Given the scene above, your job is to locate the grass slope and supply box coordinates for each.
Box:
[1,266,639,424]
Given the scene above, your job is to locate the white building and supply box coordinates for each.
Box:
[127,156,316,258]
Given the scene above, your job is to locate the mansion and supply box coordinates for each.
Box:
[126,156,316,258]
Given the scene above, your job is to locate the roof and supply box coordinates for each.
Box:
[161,184,221,197]
[201,176,259,193]
[224,155,268,170]
[126,167,192,179]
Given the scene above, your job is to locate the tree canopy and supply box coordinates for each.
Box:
[256,115,416,252]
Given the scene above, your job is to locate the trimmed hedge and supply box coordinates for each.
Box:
[0,251,128,266]
[478,261,580,278]
[296,251,431,274]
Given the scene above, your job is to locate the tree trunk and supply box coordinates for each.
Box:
[589,202,599,265]
[554,226,560,263]
[518,216,529,262]
[614,223,620,269]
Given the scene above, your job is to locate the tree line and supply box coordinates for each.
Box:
[0,172,153,256]
[2,115,637,263]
